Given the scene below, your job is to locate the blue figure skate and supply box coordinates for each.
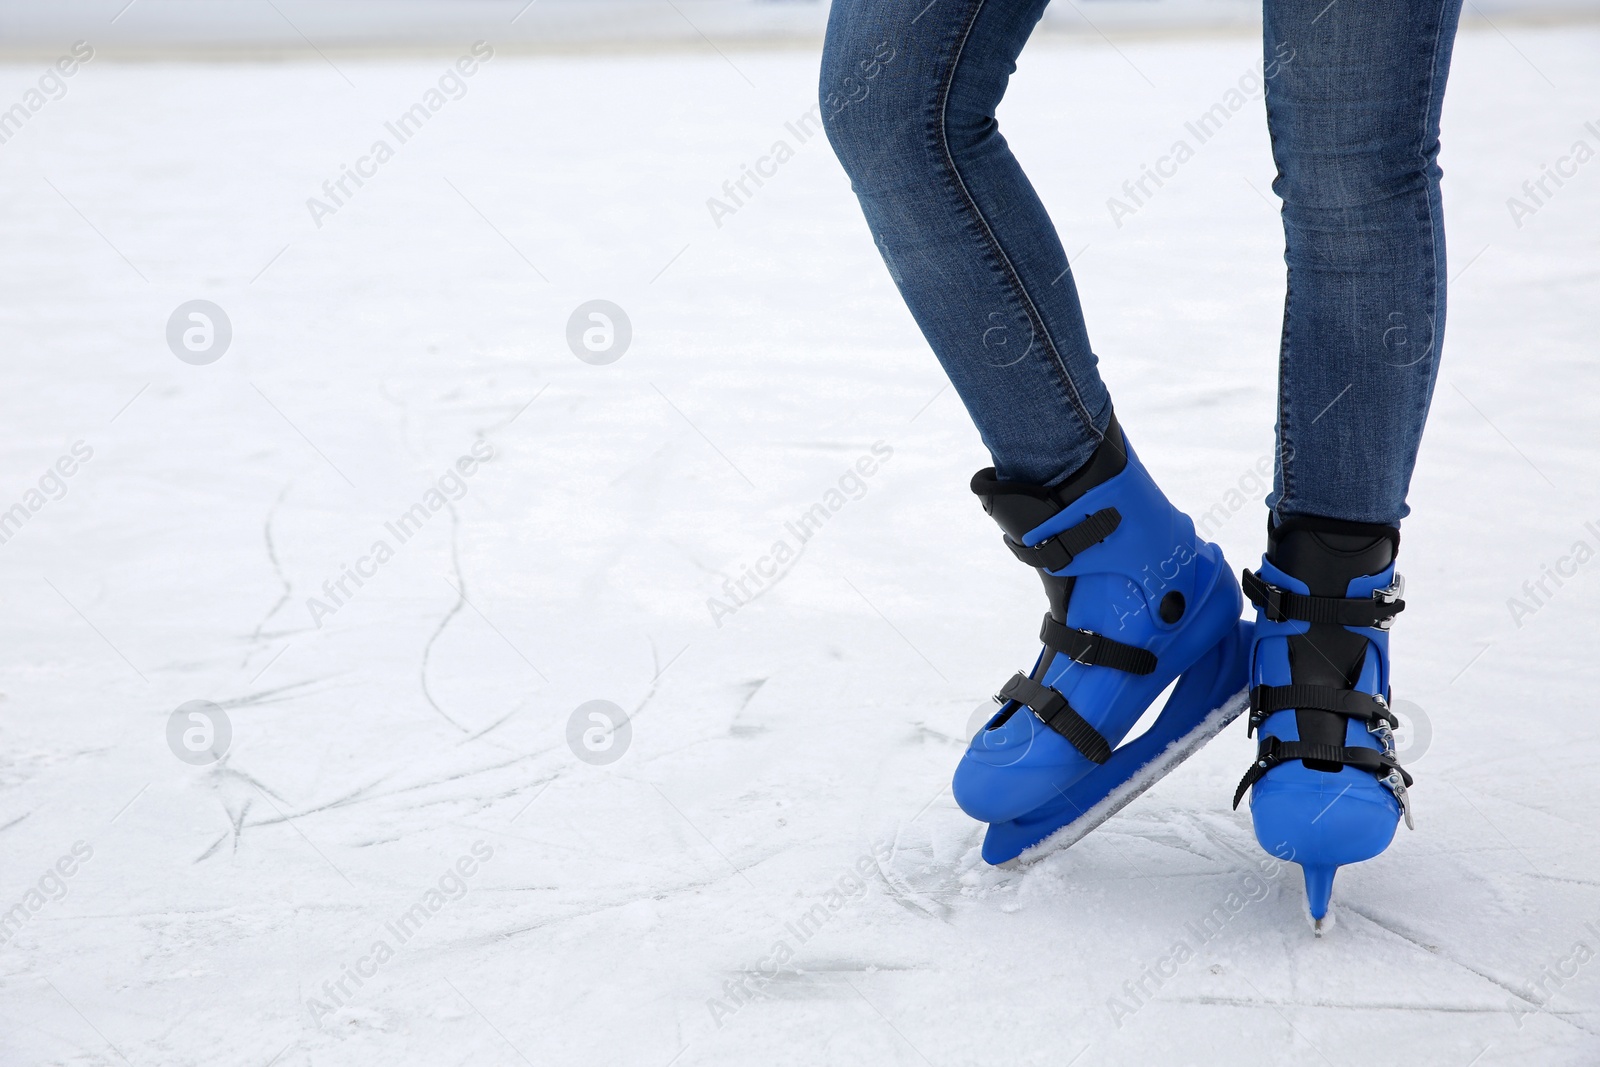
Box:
[1232,516,1413,933]
[954,413,1252,865]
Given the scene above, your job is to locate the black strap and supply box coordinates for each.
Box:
[1004,508,1121,572]
[996,672,1113,764]
[1232,736,1413,809]
[1242,569,1405,629]
[1039,615,1157,676]
[1247,684,1397,737]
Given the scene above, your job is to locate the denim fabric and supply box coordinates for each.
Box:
[821,0,1463,526]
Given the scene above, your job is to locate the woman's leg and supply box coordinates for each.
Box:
[824,2,1255,865]
[1237,0,1465,925]
[1264,0,1465,525]
[820,0,1110,487]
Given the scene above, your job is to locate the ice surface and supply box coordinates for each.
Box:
[0,22,1598,1067]
[0,0,1590,55]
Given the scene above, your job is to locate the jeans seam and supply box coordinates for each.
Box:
[933,0,1102,451]
[1264,33,1295,520]
[1276,271,1296,519]
[1414,0,1452,455]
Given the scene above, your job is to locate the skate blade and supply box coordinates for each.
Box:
[1302,863,1337,934]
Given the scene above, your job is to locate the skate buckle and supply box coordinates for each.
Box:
[1367,717,1396,757]
[1372,573,1406,629]
[1380,769,1415,830]
[1368,692,1398,734]
[1260,584,1289,623]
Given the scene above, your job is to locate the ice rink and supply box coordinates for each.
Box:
[1,16,1598,1067]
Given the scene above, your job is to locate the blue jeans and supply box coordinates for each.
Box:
[821,0,1463,526]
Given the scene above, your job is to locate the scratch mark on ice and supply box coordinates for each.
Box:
[245,481,295,659]
[419,501,470,733]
